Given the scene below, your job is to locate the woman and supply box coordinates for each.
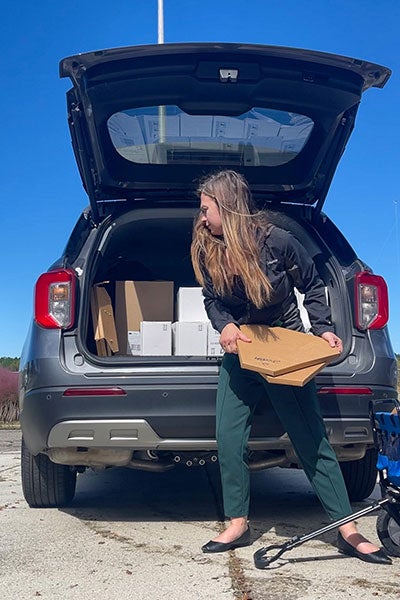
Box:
[190,169,390,564]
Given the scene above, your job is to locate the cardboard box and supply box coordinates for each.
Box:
[172,322,208,356]
[176,287,208,321]
[127,331,141,356]
[141,321,172,356]
[90,283,119,356]
[207,323,224,357]
[237,325,340,377]
[115,281,174,353]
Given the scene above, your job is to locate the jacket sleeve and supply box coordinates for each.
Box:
[202,274,240,333]
[282,231,335,336]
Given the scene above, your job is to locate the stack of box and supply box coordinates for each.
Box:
[90,281,224,357]
[115,281,174,356]
[173,288,208,356]
[173,287,224,357]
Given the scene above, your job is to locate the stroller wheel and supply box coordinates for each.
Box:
[376,508,400,557]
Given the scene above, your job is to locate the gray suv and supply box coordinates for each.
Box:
[19,43,397,508]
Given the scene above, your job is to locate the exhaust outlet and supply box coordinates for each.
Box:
[249,455,288,471]
[127,458,175,472]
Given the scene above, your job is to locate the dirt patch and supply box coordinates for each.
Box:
[249,572,311,600]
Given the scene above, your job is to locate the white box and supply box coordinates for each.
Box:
[176,287,208,321]
[127,331,141,356]
[207,323,224,357]
[140,321,172,356]
[172,322,208,356]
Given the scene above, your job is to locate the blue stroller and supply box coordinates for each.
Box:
[254,402,400,568]
[373,409,400,556]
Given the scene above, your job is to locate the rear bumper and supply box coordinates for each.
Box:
[43,416,373,469]
[20,383,396,467]
[45,416,374,449]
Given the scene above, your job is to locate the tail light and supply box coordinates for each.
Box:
[354,271,388,330]
[318,386,373,395]
[34,269,76,329]
[63,388,126,396]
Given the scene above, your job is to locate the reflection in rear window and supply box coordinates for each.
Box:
[107,106,313,167]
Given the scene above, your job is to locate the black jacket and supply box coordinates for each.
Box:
[202,225,334,337]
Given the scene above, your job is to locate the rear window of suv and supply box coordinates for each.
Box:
[107,106,314,167]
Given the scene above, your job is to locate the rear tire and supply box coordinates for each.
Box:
[376,509,400,557]
[339,448,377,502]
[21,437,77,507]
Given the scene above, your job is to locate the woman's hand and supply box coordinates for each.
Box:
[320,331,343,354]
[220,323,252,354]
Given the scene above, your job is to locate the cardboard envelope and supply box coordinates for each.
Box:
[261,361,327,387]
[90,283,119,356]
[237,325,340,377]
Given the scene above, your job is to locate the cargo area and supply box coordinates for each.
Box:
[89,279,223,358]
[84,204,348,361]
[85,206,215,358]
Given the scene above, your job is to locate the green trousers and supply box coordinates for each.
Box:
[216,353,353,521]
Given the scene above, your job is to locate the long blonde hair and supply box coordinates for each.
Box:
[190,170,272,308]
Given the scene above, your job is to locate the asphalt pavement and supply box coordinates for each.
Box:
[1,428,399,599]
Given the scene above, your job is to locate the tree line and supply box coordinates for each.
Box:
[0,357,19,422]
[0,357,19,371]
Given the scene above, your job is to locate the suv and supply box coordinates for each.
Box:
[19,43,397,508]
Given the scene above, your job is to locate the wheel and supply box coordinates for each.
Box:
[21,437,77,508]
[376,508,400,557]
[339,448,378,502]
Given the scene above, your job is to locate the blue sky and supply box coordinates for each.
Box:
[1,0,399,357]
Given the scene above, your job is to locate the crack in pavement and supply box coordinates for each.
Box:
[204,463,256,600]
[0,461,20,473]
[83,519,215,565]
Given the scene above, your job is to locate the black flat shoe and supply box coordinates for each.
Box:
[201,528,251,553]
[337,531,392,565]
